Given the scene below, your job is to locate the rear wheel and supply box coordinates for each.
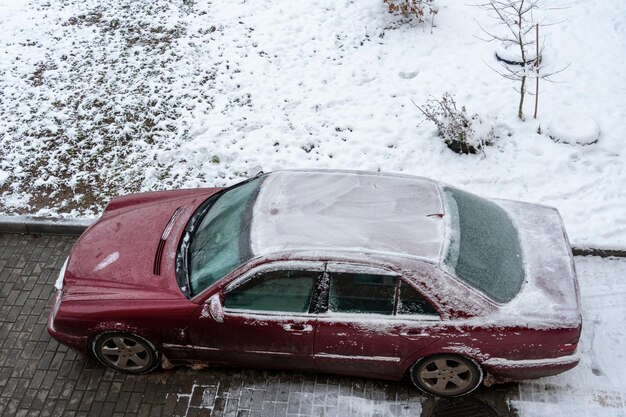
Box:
[92,332,160,374]
[410,354,482,397]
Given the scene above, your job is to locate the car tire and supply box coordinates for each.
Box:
[92,332,160,374]
[410,354,483,397]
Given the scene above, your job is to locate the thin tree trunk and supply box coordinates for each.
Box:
[518,75,526,120]
[517,1,526,120]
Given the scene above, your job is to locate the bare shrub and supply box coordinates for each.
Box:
[413,94,495,155]
[384,0,439,27]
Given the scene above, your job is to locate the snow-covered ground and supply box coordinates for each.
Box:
[0,0,625,249]
[511,255,626,417]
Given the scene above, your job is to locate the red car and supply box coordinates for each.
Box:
[48,170,581,396]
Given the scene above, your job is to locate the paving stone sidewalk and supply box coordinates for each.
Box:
[0,233,516,417]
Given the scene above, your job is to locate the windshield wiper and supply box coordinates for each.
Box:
[175,230,192,298]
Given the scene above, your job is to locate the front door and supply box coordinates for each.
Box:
[188,264,323,371]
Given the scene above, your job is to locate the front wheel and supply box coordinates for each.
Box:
[92,332,160,374]
[410,354,482,397]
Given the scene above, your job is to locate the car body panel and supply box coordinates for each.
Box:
[62,187,223,301]
[314,314,442,377]
[251,170,445,262]
[494,199,581,328]
[189,309,318,371]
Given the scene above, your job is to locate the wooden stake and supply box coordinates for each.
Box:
[534,24,539,119]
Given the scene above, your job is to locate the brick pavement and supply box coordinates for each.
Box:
[0,233,516,417]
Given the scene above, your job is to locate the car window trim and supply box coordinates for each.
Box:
[221,260,326,315]
[325,262,398,276]
[224,261,326,293]
[223,309,317,319]
[317,311,442,322]
[309,268,330,314]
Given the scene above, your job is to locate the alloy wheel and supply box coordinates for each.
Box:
[411,355,482,396]
[93,332,159,374]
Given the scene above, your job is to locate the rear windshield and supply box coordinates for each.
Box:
[442,187,524,303]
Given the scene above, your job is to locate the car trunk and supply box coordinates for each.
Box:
[495,200,582,330]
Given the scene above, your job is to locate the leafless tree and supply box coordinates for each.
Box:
[477,0,567,120]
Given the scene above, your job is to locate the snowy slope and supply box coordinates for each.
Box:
[0,0,624,248]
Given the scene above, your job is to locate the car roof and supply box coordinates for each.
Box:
[250,170,446,263]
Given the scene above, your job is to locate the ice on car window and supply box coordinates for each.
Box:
[442,186,524,303]
[397,280,439,316]
[329,273,397,315]
[225,270,318,313]
[186,177,263,296]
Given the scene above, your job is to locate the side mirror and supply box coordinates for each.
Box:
[207,294,224,323]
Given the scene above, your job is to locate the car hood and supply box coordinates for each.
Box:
[62,188,221,301]
[494,200,581,329]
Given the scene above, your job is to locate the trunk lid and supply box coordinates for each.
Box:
[496,200,581,329]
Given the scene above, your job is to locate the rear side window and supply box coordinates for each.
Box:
[328,272,439,317]
[329,273,397,315]
[225,270,318,313]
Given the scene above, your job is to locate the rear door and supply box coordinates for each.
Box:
[314,263,442,378]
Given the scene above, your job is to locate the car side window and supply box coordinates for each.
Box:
[224,270,318,313]
[397,280,439,316]
[329,273,397,315]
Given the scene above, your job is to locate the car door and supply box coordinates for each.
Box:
[314,263,442,378]
[188,261,324,371]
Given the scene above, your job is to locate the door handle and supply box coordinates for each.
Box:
[400,330,430,337]
[283,324,313,333]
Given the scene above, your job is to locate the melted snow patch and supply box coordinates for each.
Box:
[94,252,119,272]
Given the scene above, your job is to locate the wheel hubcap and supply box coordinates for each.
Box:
[419,358,475,395]
[100,336,149,371]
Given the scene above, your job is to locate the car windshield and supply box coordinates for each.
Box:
[442,186,524,303]
[177,176,265,298]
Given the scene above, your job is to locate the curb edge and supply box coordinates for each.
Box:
[0,215,93,236]
[571,247,626,259]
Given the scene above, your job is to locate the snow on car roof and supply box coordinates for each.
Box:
[250,170,446,261]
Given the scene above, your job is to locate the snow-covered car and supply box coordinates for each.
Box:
[48,170,582,396]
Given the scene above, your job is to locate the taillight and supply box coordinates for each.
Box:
[558,343,577,354]
[559,336,579,355]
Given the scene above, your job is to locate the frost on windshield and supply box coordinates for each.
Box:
[181,177,263,297]
[442,187,524,303]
